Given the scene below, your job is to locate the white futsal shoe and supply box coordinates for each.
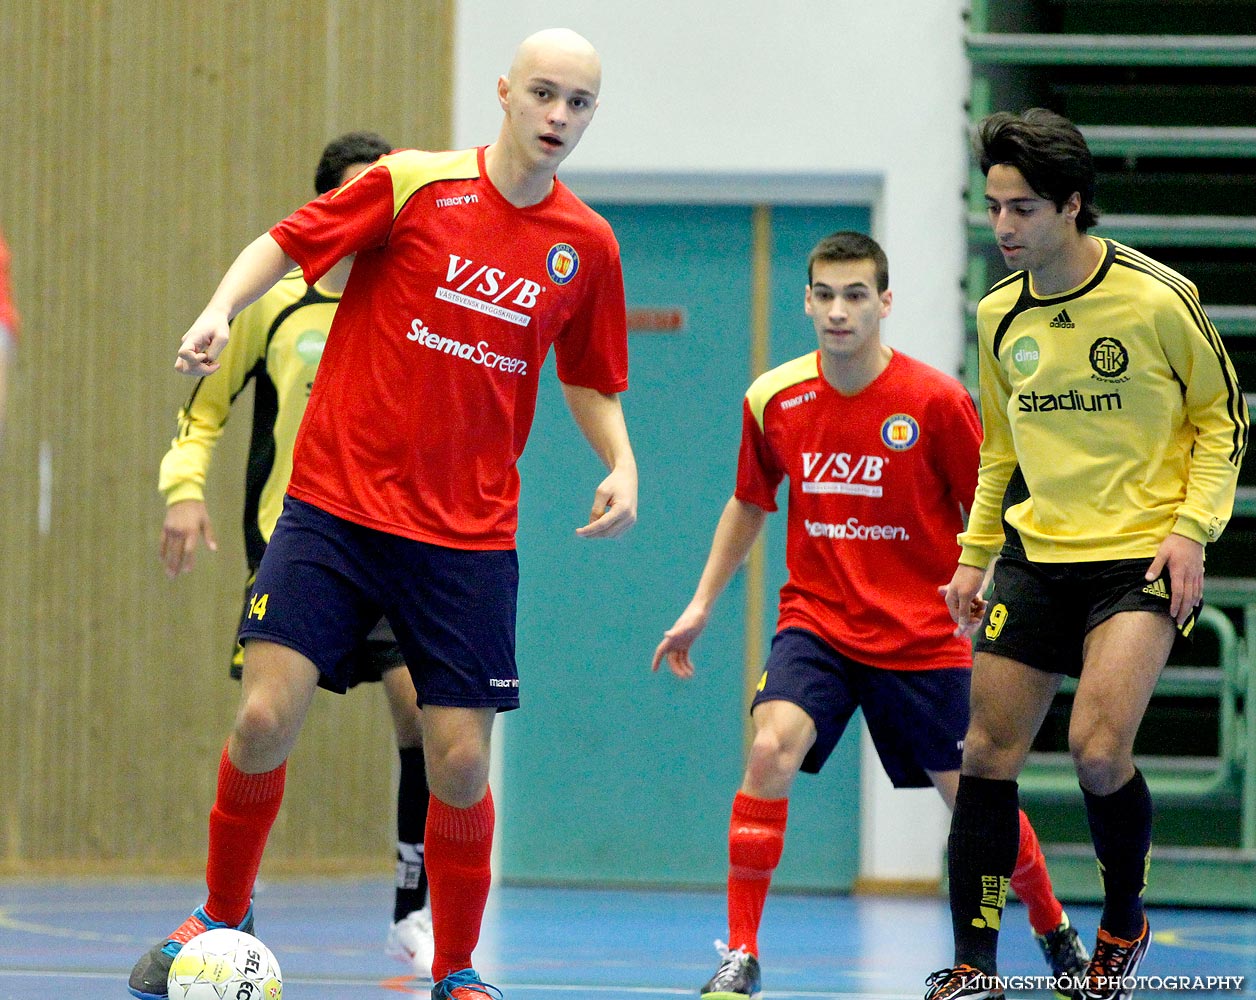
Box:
[386,904,435,979]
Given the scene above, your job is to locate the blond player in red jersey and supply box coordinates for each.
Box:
[130,29,636,1000]
[653,232,1086,1000]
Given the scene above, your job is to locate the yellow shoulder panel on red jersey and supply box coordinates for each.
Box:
[374,148,482,218]
[745,352,820,431]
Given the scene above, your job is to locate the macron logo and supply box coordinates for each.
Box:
[436,193,479,208]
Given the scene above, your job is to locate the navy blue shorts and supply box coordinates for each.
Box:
[238,496,519,710]
[974,552,1196,678]
[751,627,968,787]
[230,573,405,687]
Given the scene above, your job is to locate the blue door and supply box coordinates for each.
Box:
[503,201,871,891]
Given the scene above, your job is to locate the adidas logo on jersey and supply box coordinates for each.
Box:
[1142,578,1169,599]
[1049,309,1075,329]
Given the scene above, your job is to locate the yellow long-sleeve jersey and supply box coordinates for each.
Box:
[157,271,338,568]
[959,237,1248,567]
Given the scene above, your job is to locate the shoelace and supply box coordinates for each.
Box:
[924,966,982,1000]
[435,969,503,1000]
[1088,936,1136,978]
[708,939,751,988]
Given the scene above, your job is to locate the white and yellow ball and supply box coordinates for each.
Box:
[167,927,282,1000]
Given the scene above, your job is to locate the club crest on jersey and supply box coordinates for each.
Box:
[546,243,579,285]
[880,413,919,451]
[1089,336,1130,383]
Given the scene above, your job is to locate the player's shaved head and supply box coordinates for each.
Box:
[508,28,602,96]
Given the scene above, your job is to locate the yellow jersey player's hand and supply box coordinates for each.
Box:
[941,564,987,638]
[160,498,218,579]
[1145,532,1204,626]
[575,463,637,539]
[651,602,710,679]
[175,308,231,376]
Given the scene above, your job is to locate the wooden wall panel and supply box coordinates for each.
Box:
[0,0,453,872]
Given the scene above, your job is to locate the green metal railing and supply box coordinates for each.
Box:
[967,212,1256,248]
[967,33,1256,67]
[1080,125,1256,159]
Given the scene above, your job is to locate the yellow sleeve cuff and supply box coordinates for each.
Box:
[163,482,206,506]
[958,545,993,570]
[1170,518,1211,546]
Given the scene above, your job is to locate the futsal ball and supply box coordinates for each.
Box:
[167,927,283,1000]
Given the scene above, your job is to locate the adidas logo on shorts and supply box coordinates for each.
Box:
[1141,578,1169,599]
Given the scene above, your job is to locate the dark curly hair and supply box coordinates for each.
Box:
[314,131,392,195]
[975,108,1099,232]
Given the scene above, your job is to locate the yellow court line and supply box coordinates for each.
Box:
[1152,924,1256,957]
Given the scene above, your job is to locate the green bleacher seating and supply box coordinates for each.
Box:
[964,0,1256,907]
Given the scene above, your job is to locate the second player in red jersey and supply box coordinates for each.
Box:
[654,231,1087,1000]
[736,347,979,670]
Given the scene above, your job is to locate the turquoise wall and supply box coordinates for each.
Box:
[502,202,872,891]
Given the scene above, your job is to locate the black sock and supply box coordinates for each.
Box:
[394,744,430,922]
[948,774,1020,974]
[1083,768,1151,940]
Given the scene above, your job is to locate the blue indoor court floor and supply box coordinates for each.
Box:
[1,878,1253,999]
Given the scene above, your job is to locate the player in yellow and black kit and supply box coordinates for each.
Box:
[927,110,1248,1000]
[155,132,437,980]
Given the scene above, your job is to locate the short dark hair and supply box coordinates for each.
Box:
[975,109,1099,232]
[807,231,888,292]
[314,131,392,195]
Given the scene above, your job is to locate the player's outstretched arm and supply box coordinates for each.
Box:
[560,383,638,538]
[940,563,988,638]
[175,234,294,376]
[652,497,767,678]
[159,498,218,579]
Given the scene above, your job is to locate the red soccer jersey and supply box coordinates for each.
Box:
[736,350,981,670]
[269,147,628,549]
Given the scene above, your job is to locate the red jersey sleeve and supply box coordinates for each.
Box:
[269,162,397,287]
[734,398,784,512]
[926,383,982,513]
[553,232,629,393]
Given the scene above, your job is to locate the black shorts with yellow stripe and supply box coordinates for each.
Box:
[229,572,405,687]
[973,552,1196,678]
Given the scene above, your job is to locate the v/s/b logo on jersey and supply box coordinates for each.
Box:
[801,452,886,497]
[438,254,545,328]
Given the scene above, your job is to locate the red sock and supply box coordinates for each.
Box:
[204,744,286,927]
[426,789,495,982]
[727,791,788,957]
[1011,808,1063,934]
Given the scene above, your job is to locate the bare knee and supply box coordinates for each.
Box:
[1069,729,1134,794]
[960,723,1030,780]
[231,692,301,769]
[425,733,490,807]
[743,726,806,798]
